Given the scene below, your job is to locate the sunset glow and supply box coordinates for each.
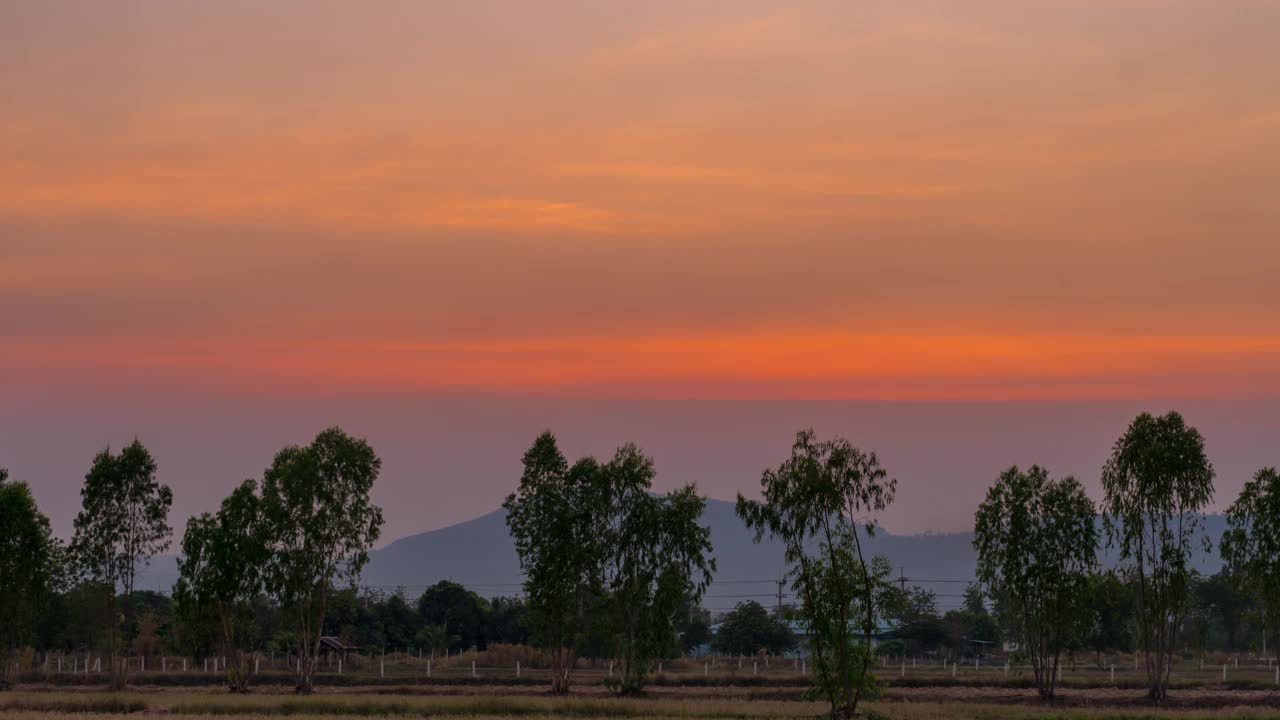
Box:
[4,1,1279,405]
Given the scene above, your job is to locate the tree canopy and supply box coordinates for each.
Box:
[736,429,897,720]
[70,440,173,689]
[1102,411,1214,702]
[1220,467,1280,662]
[416,581,490,653]
[505,433,714,694]
[711,601,795,656]
[974,465,1097,699]
[0,468,60,687]
[173,478,269,692]
[261,427,384,694]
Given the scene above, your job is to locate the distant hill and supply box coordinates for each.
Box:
[137,498,1229,612]
[355,498,1228,613]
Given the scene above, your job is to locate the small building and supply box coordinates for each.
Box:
[319,636,359,660]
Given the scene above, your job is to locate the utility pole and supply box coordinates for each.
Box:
[776,578,785,615]
[899,568,907,593]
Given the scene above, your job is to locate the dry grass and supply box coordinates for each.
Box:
[5,690,1280,720]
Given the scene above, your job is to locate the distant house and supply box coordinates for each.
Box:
[319,636,359,658]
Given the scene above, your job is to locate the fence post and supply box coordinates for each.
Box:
[338,658,342,674]
[427,660,431,678]
[753,660,758,675]
[517,661,521,678]
[471,660,476,679]
[1110,665,1114,684]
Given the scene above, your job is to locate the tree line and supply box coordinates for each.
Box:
[2,411,1278,715]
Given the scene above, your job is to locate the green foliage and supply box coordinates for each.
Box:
[417,581,490,652]
[974,464,1096,699]
[261,427,384,694]
[0,468,59,685]
[174,478,269,692]
[1101,411,1214,702]
[735,429,897,720]
[505,433,714,694]
[600,447,715,694]
[488,596,531,646]
[70,439,173,688]
[1220,467,1280,660]
[710,601,794,656]
[416,623,460,656]
[504,433,603,693]
[962,584,987,615]
[1083,571,1135,663]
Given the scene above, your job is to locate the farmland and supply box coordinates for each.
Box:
[5,652,1280,720]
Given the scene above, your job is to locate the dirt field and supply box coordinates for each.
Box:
[5,680,1280,719]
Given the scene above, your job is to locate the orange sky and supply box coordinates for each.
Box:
[3,0,1280,402]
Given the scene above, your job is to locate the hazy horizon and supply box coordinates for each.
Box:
[7,395,1278,546]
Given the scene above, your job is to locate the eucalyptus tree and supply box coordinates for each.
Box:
[973,465,1097,700]
[505,434,715,695]
[736,429,897,720]
[1220,467,1280,663]
[504,432,599,694]
[600,445,714,694]
[0,469,59,688]
[70,440,173,689]
[260,427,384,694]
[174,479,270,692]
[1101,411,1214,702]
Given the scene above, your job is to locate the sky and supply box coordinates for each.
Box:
[2,1,1279,544]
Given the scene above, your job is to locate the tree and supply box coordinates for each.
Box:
[70,440,173,689]
[487,596,530,645]
[0,469,59,688]
[711,601,795,656]
[974,465,1096,700]
[261,427,384,694]
[416,623,459,658]
[173,479,269,692]
[505,434,714,694]
[375,594,418,650]
[1083,571,1135,666]
[674,596,712,654]
[416,581,489,652]
[504,432,603,694]
[1220,467,1280,664]
[962,584,987,615]
[599,447,714,693]
[736,429,897,720]
[1101,411,1214,702]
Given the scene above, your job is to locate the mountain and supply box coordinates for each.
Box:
[137,498,1229,612]
[357,498,1228,613]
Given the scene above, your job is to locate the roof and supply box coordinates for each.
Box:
[319,636,359,650]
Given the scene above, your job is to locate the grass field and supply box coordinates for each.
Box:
[3,689,1280,720]
[7,653,1279,720]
